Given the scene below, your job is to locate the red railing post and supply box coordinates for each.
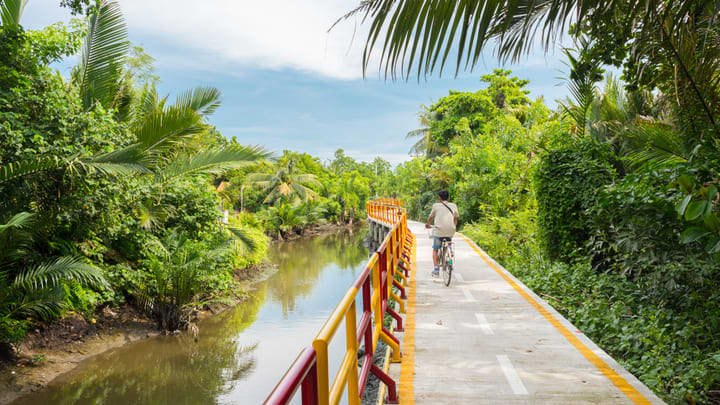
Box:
[301,362,319,405]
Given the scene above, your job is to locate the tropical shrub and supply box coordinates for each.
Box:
[134,231,235,330]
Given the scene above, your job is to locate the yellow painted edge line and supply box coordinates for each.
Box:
[457,234,651,405]
[399,240,416,405]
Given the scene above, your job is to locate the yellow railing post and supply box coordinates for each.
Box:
[313,339,330,405]
[345,302,360,405]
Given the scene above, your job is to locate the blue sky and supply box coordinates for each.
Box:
[23,0,572,166]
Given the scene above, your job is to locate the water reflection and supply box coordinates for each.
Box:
[267,228,368,316]
[11,227,368,405]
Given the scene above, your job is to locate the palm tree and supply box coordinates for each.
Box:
[1,1,268,187]
[135,231,231,330]
[557,40,603,138]
[0,212,106,347]
[406,104,446,157]
[246,159,322,204]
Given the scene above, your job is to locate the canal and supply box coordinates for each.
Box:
[11,227,369,405]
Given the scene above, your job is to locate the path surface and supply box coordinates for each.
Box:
[388,221,665,405]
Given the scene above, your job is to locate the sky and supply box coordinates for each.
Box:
[22,0,572,166]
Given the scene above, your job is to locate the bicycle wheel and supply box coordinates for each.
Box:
[442,248,452,286]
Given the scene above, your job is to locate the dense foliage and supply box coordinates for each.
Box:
[0,0,392,352]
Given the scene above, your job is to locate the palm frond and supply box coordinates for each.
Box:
[0,0,27,27]
[11,292,65,320]
[88,145,149,171]
[76,0,130,110]
[340,0,597,79]
[175,86,222,117]
[0,155,67,184]
[0,212,35,268]
[294,173,323,188]
[154,145,269,185]
[0,211,34,233]
[134,201,172,231]
[245,173,273,183]
[624,123,689,170]
[406,128,429,138]
[227,226,259,255]
[133,105,205,155]
[14,256,107,290]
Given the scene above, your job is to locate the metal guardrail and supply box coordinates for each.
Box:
[265,199,415,405]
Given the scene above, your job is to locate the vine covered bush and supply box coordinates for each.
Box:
[534,140,616,262]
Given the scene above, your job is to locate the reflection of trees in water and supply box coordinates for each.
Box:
[14,290,268,405]
[266,227,368,317]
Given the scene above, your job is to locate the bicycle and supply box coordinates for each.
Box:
[438,237,454,287]
[428,226,455,286]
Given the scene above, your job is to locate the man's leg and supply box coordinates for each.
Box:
[431,238,440,276]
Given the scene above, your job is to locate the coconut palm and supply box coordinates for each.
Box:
[406,104,446,157]
[246,160,322,204]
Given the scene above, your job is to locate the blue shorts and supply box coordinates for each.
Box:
[433,237,452,250]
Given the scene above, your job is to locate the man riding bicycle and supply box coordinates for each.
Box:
[425,190,459,277]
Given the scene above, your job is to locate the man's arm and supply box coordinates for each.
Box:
[453,206,459,227]
[425,205,435,229]
[425,212,434,229]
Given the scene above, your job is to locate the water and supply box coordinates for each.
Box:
[12,227,369,405]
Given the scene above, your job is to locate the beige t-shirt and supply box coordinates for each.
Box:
[430,202,458,237]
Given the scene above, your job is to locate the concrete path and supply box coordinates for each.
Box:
[388,221,665,405]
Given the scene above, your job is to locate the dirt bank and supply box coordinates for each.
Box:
[0,306,157,405]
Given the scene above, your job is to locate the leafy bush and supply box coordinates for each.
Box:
[586,169,696,277]
[534,140,617,262]
[0,316,29,347]
[461,207,536,264]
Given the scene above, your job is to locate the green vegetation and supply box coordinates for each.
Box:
[379,66,719,403]
[0,0,385,354]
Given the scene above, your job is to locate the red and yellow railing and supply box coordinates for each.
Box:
[265,199,415,405]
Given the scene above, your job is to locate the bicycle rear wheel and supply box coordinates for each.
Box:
[442,250,452,286]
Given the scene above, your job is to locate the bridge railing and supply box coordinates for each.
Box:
[265,199,415,405]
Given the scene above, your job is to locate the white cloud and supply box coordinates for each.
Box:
[119,0,370,79]
[24,1,571,81]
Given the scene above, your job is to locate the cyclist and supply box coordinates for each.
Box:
[425,190,459,276]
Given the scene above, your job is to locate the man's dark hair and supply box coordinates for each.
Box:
[438,190,449,201]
